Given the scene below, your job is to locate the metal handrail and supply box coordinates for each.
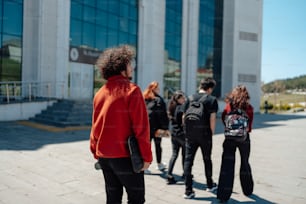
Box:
[0,81,65,104]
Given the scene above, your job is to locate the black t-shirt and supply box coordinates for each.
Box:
[184,92,218,136]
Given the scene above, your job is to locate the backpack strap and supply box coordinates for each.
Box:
[198,94,208,103]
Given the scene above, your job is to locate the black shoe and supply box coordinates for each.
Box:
[183,191,195,199]
[167,176,177,184]
[206,182,218,192]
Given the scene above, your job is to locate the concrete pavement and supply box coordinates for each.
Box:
[1,112,306,204]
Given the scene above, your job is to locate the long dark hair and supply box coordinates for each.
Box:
[168,90,185,120]
[226,85,250,110]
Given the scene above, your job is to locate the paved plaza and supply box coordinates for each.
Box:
[1,112,306,204]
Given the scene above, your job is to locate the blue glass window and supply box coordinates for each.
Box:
[70,0,138,49]
[71,1,83,20]
[70,19,82,46]
[129,20,137,35]
[120,3,129,17]
[95,26,107,50]
[108,1,119,14]
[3,1,22,35]
[83,22,95,47]
[108,14,119,29]
[69,0,138,67]
[119,32,128,44]
[107,29,118,47]
[198,0,223,97]
[97,1,108,11]
[96,12,108,27]
[0,0,23,82]
[83,0,96,7]
[84,6,96,23]
[164,0,182,92]
[119,18,129,32]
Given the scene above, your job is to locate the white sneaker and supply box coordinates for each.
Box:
[156,163,167,171]
[144,169,151,174]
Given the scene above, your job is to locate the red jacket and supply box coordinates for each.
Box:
[221,103,254,133]
[90,75,153,163]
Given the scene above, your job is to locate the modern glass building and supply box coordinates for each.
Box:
[0,0,263,120]
[0,0,23,82]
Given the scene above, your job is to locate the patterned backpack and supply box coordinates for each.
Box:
[224,108,249,141]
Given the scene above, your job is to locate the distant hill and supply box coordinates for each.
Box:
[262,75,306,93]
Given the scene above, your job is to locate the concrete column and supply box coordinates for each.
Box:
[221,0,235,96]
[222,0,262,112]
[181,0,199,96]
[137,0,165,91]
[22,0,70,99]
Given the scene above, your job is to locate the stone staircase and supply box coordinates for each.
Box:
[29,99,93,127]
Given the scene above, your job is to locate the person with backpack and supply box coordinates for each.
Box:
[166,90,186,184]
[183,78,219,199]
[143,81,169,173]
[217,85,254,203]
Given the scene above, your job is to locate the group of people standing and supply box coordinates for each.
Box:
[90,45,254,203]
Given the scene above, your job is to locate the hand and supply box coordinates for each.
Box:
[141,162,151,171]
[155,129,171,137]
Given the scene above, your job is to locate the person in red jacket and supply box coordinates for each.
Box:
[90,45,152,204]
[217,85,254,203]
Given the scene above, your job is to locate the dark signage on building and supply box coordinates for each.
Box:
[69,46,101,65]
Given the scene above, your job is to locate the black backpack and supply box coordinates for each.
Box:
[224,108,249,141]
[184,94,207,139]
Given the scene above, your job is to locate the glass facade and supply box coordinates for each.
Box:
[164,0,182,98]
[70,0,138,54]
[198,0,223,97]
[0,0,23,82]
[70,0,138,90]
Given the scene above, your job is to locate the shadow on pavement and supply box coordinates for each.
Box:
[154,173,276,203]
[0,121,90,151]
[1,112,305,151]
[192,193,276,204]
[224,194,276,204]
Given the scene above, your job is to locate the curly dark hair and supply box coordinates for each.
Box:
[96,45,135,80]
[226,85,250,110]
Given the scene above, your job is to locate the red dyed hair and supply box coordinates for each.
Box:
[143,81,159,100]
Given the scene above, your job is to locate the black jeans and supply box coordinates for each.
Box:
[98,158,145,204]
[184,137,213,193]
[217,135,253,201]
[150,136,162,163]
[167,136,186,177]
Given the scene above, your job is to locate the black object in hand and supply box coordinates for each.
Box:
[94,161,101,170]
[127,135,143,173]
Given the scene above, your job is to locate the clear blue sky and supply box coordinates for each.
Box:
[261,0,306,83]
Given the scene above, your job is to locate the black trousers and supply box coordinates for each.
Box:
[184,137,213,193]
[98,158,145,204]
[150,136,162,163]
[217,135,254,201]
[167,136,186,177]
